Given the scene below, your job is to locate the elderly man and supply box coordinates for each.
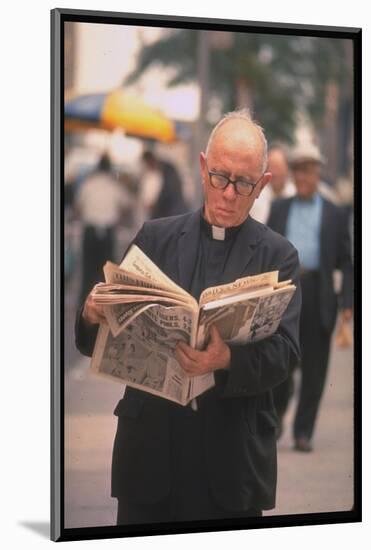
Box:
[250,145,296,223]
[267,143,353,452]
[75,109,301,524]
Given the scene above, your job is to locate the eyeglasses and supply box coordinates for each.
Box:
[206,160,264,197]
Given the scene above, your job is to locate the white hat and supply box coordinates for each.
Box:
[289,142,325,166]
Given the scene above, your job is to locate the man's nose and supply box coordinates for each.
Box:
[223,182,238,199]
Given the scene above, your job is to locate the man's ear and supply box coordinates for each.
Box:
[199,152,208,187]
[199,152,206,173]
[255,172,271,198]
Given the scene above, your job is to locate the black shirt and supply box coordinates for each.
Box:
[190,213,242,301]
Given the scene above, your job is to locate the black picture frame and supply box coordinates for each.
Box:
[51,7,362,543]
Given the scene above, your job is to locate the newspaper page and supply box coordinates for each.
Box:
[189,371,216,401]
[94,283,190,304]
[199,270,279,307]
[100,298,192,338]
[93,289,188,306]
[241,285,296,343]
[103,302,157,337]
[196,285,295,348]
[121,244,192,300]
[91,304,203,405]
[104,261,168,291]
[104,261,190,302]
[93,258,196,337]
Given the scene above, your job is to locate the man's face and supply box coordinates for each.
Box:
[292,161,321,199]
[200,121,271,227]
[267,149,289,195]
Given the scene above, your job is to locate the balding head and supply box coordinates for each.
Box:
[200,110,271,228]
[205,109,268,173]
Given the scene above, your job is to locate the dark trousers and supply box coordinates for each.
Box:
[116,404,262,525]
[79,224,114,304]
[274,271,332,440]
[116,495,262,525]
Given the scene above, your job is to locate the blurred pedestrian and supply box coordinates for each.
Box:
[75,153,129,305]
[250,145,296,223]
[140,150,188,220]
[267,142,353,452]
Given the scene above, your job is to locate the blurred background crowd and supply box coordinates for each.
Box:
[64,22,354,318]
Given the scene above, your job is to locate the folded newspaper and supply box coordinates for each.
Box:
[91,244,296,406]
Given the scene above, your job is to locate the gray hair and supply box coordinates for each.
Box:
[205,108,268,172]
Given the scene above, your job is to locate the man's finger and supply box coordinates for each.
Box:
[209,324,220,340]
[82,298,106,325]
[95,311,106,322]
[176,341,201,362]
[208,324,222,347]
[174,346,195,372]
[89,311,105,324]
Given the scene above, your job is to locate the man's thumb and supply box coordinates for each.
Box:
[209,324,221,344]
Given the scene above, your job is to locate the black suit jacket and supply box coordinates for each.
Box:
[75,209,301,512]
[267,197,353,333]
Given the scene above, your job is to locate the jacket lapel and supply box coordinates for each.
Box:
[177,209,202,292]
[221,216,268,283]
[279,198,293,235]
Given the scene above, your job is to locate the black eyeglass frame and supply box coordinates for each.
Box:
[205,159,265,197]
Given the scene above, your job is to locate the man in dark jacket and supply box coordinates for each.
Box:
[267,143,353,452]
[76,109,301,524]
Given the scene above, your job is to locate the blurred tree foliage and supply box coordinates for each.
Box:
[125,29,353,146]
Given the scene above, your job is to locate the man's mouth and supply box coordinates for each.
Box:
[218,207,234,215]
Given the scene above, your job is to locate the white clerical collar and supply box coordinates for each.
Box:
[200,213,242,241]
[211,225,226,240]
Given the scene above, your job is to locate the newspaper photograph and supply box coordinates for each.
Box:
[91,304,202,404]
[197,285,295,347]
[92,324,168,393]
[196,298,258,348]
[103,302,155,337]
[247,286,296,342]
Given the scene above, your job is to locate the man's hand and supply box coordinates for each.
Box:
[82,284,106,325]
[174,325,231,377]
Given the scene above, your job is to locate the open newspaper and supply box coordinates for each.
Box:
[91,244,296,406]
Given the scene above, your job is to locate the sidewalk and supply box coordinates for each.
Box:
[64,336,354,528]
[64,359,123,528]
[269,337,354,516]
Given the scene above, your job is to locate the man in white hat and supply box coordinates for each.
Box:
[267,142,353,452]
[290,143,339,203]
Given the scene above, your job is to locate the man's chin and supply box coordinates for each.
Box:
[204,206,245,228]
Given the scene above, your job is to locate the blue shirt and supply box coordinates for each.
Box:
[286,193,323,270]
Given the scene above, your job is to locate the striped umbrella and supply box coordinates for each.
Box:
[65,89,176,143]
